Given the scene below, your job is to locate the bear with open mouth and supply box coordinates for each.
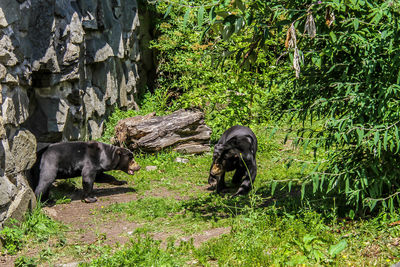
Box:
[30,141,140,203]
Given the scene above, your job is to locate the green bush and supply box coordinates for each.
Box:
[0,203,64,255]
[0,222,24,255]
[150,1,292,142]
[166,0,400,212]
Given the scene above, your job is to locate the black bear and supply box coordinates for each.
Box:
[30,141,140,203]
[208,125,258,197]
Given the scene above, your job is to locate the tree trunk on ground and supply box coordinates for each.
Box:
[113,109,212,154]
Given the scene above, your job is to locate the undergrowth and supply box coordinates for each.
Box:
[0,202,65,256]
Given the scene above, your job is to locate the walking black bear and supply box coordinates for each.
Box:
[30,141,140,203]
[208,125,257,197]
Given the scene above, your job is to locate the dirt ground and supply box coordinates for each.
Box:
[0,182,230,266]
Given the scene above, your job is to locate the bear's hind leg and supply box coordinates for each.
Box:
[35,168,57,202]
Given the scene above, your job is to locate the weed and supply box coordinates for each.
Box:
[0,202,65,255]
[0,220,24,255]
[81,236,189,266]
[14,255,38,267]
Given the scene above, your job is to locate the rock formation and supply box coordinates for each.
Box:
[113,110,212,154]
[0,0,153,228]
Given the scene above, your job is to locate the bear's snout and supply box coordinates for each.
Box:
[210,164,223,176]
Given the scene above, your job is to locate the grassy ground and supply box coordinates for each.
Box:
[2,124,400,266]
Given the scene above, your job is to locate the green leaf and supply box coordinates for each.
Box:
[311,53,322,68]
[329,31,337,43]
[235,0,245,12]
[234,17,244,33]
[301,183,306,200]
[356,128,364,145]
[353,18,359,31]
[164,5,172,19]
[383,130,388,150]
[269,127,278,139]
[222,21,234,40]
[329,240,347,257]
[209,6,216,23]
[271,181,277,196]
[374,131,380,146]
[303,234,317,244]
[200,25,210,42]
[197,6,205,26]
[371,11,382,24]
[183,8,190,28]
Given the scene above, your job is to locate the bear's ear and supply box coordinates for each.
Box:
[116,149,121,155]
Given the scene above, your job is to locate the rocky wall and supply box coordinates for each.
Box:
[0,0,152,228]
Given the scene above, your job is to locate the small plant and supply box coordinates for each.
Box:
[0,221,24,255]
[14,255,38,267]
[0,202,65,255]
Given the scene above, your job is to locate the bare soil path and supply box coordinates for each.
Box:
[1,182,230,266]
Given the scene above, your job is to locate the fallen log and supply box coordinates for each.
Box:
[113,109,211,154]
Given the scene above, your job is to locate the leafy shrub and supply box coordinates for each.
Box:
[150,1,292,142]
[14,255,38,267]
[0,203,64,255]
[167,0,400,212]
[0,221,24,255]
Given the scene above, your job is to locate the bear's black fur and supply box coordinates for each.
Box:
[208,125,257,197]
[30,141,140,203]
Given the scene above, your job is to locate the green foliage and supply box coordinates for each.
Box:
[0,203,65,255]
[183,0,400,212]
[82,236,190,266]
[8,125,400,265]
[14,255,38,267]
[0,221,24,255]
[150,0,291,142]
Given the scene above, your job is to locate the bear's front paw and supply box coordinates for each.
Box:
[83,196,98,203]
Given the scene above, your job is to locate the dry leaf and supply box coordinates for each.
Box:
[285,23,297,49]
[293,47,300,78]
[304,13,316,38]
[325,7,335,27]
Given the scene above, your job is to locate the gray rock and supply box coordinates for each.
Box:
[69,12,84,44]
[0,140,7,177]
[175,157,189,164]
[0,63,6,80]
[0,116,5,139]
[146,166,158,171]
[0,1,19,28]
[0,35,18,66]
[9,130,37,173]
[1,86,30,126]
[87,119,104,140]
[82,11,98,30]
[0,177,17,208]
[86,37,114,63]
[83,86,106,118]
[5,175,36,223]
[62,43,80,64]
[0,0,151,229]
[4,73,18,85]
